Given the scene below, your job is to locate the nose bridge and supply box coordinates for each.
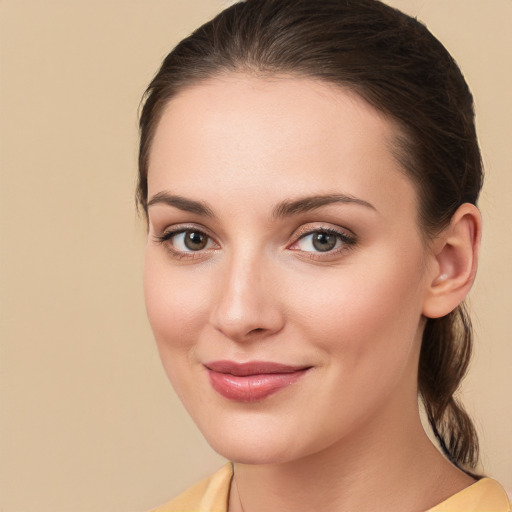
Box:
[210,242,283,341]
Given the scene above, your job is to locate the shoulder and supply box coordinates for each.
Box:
[148,463,233,512]
[426,478,511,512]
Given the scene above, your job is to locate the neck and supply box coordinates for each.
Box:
[229,400,474,512]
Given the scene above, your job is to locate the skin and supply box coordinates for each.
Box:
[144,75,480,512]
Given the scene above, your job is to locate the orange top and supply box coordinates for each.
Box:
[150,463,511,512]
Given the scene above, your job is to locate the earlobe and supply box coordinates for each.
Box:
[422,203,482,319]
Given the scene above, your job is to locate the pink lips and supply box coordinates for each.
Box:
[205,360,310,402]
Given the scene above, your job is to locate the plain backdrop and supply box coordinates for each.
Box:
[0,1,510,510]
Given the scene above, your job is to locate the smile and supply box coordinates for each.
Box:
[204,361,311,402]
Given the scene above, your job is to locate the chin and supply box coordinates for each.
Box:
[195,412,329,466]
[208,437,298,465]
[192,414,290,464]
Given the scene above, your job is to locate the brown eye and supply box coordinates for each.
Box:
[291,227,357,256]
[156,228,215,254]
[183,231,209,251]
[312,232,337,252]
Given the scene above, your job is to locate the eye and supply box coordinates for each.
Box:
[172,230,211,251]
[297,231,340,252]
[154,227,218,257]
[289,227,356,255]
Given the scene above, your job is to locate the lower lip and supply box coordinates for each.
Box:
[207,369,309,402]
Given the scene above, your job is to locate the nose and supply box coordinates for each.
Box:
[209,251,285,343]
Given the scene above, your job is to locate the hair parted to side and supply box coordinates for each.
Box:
[138,0,483,471]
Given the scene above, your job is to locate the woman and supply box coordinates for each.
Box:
[139,0,510,510]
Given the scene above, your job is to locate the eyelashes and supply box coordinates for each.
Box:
[153,224,357,261]
[156,229,216,252]
[288,226,356,256]
[153,226,218,261]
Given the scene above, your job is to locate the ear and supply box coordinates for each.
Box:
[422,203,482,319]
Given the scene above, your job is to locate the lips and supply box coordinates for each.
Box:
[204,360,311,402]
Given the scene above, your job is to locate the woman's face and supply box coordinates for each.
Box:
[144,75,434,464]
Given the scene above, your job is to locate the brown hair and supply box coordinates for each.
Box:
[138,0,482,471]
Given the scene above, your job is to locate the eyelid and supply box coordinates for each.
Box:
[292,223,356,240]
[154,222,217,239]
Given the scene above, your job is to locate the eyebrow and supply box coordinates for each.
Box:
[147,191,376,218]
[147,192,215,217]
[272,193,376,218]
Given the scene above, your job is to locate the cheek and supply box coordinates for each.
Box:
[143,252,216,409]
[143,251,210,353]
[289,251,426,369]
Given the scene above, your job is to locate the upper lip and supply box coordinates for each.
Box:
[204,360,311,376]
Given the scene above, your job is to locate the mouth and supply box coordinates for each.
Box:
[204,360,312,402]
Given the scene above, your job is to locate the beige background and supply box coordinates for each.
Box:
[0,1,510,510]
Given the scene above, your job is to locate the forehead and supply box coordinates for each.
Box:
[147,74,417,218]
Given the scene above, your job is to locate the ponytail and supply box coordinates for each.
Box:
[419,303,479,471]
